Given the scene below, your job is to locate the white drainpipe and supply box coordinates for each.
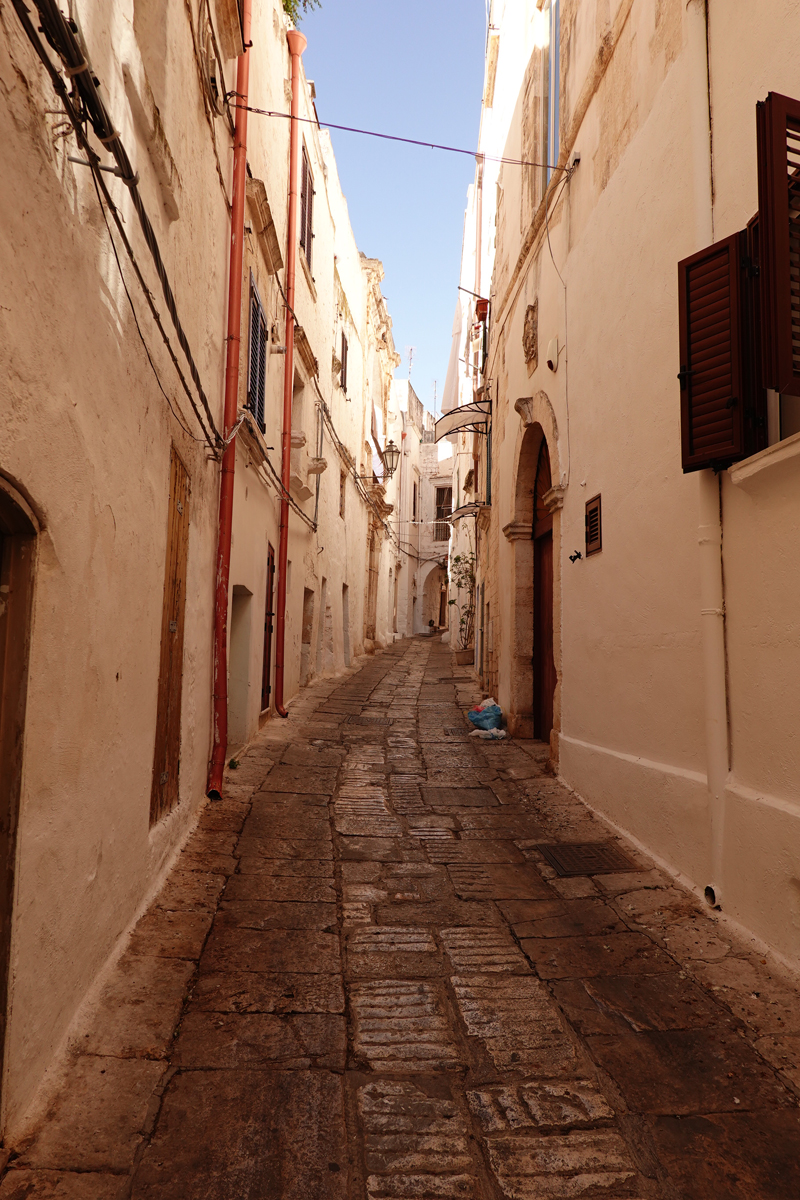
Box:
[687,0,729,907]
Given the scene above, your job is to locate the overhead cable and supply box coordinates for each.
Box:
[229,100,567,173]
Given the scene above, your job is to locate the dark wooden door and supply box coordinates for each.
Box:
[532,438,555,742]
[0,487,36,1128]
[150,448,191,825]
[261,544,275,711]
[533,530,555,740]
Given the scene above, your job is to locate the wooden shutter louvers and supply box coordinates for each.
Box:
[678,233,747,471]
[757,92,800,396]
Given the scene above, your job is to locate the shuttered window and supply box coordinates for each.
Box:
[341,331,348,394]
[756,92,800,396]
[300,146,314,271]
[585,494,602,555]
[678,233,748,472]
[434,486,452,542]
[247,283,267,432]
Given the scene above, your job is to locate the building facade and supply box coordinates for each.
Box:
[446,0,800,966]
[0,0,402,1137]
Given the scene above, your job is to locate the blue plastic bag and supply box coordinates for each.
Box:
[468,704,502,730]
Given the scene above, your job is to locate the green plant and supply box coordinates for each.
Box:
[283,0,320,22]
[448,550,476,650]
[228,758,240,770]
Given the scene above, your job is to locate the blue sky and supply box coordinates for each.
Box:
[300,0,487,418]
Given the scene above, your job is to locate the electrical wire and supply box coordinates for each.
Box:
[90,169,207,446]
[312,377,446,567]
[11,0,224,453]
[228,100,567,173]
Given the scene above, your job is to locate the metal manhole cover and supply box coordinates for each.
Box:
[535,842,636,877]
[348,715,391,727]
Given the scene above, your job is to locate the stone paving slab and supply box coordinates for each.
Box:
[130,1070,348,1199]
[7,638,800,1199]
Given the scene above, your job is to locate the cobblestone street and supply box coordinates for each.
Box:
[6,638,800,1199]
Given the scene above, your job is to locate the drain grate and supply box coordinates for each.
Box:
[443,727,468,737]
[348,715,392,727]
[535,842,636,877]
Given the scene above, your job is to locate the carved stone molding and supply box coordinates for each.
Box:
[514,396,536,425]
[476,504,492,532]
[502,521,533,542]
[543,485,565,513]
[523,300,538,373]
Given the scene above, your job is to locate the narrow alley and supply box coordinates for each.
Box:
[6,638,799,1199]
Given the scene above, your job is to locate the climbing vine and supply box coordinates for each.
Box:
[448,550,477,651]
[283,0,320,22]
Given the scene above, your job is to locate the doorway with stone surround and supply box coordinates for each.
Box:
[503,404,562,755]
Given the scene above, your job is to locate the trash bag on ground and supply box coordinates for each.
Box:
[469,727,507,740]
[467,698,503,730]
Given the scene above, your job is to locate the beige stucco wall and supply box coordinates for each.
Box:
[0,0,230,1130]
[226,1,402,754]
[480,0,800,963]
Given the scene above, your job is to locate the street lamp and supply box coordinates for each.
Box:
[358,439,401,482]
[382,440,400,479]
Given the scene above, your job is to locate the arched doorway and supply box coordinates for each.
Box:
[533,440,556,740]
[0,477,37,1130]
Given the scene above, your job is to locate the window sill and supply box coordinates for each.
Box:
[728,429,800,486]
[299,250,317,304]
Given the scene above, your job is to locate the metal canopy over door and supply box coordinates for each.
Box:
[150,448,191,825]
[532,439,556,742]
[261,544,275,711]
[0,481,36,1132]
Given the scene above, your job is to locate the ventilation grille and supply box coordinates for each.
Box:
[787,119,800,372]
[585,494,602,556]
[536,842,636,876]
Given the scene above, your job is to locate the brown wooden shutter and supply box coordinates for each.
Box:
[150,448,190,825]
[585,494,602,555]
[757,92,800,396]
[678,232,747,472]
[743,214,768,455]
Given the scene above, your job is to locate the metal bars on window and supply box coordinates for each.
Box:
[248,280,267,433]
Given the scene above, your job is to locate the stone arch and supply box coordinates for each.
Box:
[503,392,563,757]
[419,560,448,630]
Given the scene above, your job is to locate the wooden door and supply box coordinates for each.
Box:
[150,449,191,825]
[261,544,275,711]
[0,487,36,1125]
[532,438,555,742]
[533,530,555,740]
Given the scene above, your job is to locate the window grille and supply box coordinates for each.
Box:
[247,282,267,432]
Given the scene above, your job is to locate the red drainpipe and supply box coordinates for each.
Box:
[274,28,307,717]
[207,0,252,798]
